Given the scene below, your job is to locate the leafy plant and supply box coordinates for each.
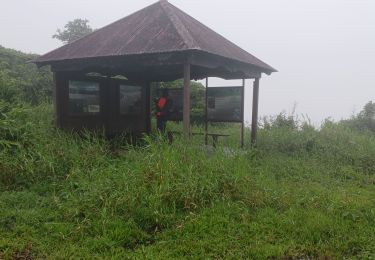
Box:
[0,101,31,149]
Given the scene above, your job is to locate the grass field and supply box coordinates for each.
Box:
[0,104,374,259]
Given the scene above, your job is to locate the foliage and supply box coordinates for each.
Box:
[261,111,300,130]
[341,101,375,132]
[53,19,94,44]
[0,45,52,105]
[0,101,31,149]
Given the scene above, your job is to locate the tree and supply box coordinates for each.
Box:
[341,101,375,132]
[53,19,93,44]
[356,101,375,131]
[359,101,375,120]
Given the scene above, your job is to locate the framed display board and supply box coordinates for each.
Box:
[156,86,244,123]
[207,86,243,122]
[69,80,100,114]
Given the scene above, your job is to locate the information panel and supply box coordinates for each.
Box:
[69,81,100,114]
[156,86,243,123]
[207,87,243,122]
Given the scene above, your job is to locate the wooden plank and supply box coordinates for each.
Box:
[251,78,260,146]
[241,79,245,148]
[183,63,191,136]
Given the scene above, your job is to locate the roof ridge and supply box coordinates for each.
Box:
[158,1,198,50]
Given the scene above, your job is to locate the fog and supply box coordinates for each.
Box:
[1,0,374,124]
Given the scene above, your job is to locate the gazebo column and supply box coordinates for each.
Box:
[183,63,191,136]
[145,81,151,134]
[53,71,62,128]
[251,78,260,146]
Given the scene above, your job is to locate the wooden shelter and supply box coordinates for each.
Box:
[34,0,276,144]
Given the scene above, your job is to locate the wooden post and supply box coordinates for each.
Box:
[52,72,58,127]
[205,77,208,145]
[251,78,260,146]
[241,79,245,148]
[145,81,151,134]
[183,63,191,136]
[52,72,62,128]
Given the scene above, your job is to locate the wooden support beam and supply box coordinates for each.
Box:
[145,81,151,134]
[251,78,260,146]
[183,63,191,136]
[205,77,208,145]
[52,72,57,127]
[241,79,245,148]
[53,72,62,128]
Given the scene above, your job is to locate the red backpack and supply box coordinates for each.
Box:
[156,97,167,116]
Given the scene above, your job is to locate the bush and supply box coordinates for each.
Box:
[0,45,52,105]
[0,101,32,149]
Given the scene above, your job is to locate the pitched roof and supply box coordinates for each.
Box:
[35,0,276,73]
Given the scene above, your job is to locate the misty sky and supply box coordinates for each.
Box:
[1,0,374,124]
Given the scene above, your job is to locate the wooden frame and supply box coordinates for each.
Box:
[204,80,246,148]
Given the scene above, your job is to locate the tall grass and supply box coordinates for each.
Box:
[0,104,374,259]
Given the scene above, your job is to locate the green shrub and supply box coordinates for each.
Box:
[0,101,32,149]
[0,45,52,105]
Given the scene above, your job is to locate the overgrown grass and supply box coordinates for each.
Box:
[0,104,374,259]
